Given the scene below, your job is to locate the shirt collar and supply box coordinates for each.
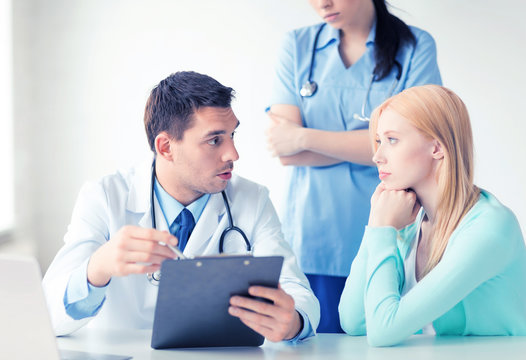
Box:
[154,178,210,226]
[316,20,377,50]
[366,20,377,47]
[316,23,338,50]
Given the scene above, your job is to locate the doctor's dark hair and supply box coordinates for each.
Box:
[372,0,416,81]
[143,71,235,152]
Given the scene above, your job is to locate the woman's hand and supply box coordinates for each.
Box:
[368,183,421,229]
[265,111,305,157]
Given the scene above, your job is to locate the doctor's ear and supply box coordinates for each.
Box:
[431,140,444,160]
[154,132,174,160]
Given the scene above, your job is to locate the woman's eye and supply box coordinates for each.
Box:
[388,137,398,144]
[375,138,381,145]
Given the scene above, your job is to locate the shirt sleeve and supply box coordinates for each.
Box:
[42,181,111,335]
[338,235,368,335]
[355,207,521,347]
[63,258,108,320]
[403,29,442,87]
[288,308,314,343]
[268,30,300,107]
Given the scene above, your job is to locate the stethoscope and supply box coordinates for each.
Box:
[147,158,251,285]
[300,23,403,122]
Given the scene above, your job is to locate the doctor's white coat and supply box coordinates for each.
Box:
[42,161,320,336]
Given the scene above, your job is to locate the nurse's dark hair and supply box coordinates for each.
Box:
[373,0,416,81]
[143,71,235,152]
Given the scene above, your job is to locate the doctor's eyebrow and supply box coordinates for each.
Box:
[202,121,240,138]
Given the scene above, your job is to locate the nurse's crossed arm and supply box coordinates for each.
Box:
[266,104,373,166]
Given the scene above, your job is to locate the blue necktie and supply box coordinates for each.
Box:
[171,208,195,252]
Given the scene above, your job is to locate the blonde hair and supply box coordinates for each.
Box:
[369,85,480,277]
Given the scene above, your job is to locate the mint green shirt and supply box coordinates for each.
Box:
[339,190,526,346]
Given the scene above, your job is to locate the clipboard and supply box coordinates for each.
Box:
[151,255,284,349]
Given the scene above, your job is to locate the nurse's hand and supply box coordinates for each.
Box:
[368,183,421,230]
[229,285,302,342]
[87,225,179,287]
[266,111,305,157]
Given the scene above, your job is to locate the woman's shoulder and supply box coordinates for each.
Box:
[459,189,523,241]
[286,22,326,44]
[407,25,437,45]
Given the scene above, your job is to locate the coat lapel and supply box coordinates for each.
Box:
[127,159,169,232]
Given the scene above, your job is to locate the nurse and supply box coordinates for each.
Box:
[266,0,441,333]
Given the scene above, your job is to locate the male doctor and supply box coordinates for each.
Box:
[43,71,319,343]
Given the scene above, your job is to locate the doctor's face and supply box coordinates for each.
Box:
[167,106,239,204]
[372,109,438,192]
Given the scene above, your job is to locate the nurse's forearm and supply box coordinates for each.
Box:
[299,128,374,166]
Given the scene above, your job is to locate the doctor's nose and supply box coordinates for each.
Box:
[222,140,239,163]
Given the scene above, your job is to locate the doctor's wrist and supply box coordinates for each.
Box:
[284,310,303,341]
[87,251,111,287]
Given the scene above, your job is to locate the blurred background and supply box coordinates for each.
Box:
[1,0,525,271]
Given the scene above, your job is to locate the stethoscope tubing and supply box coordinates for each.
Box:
[300,22,404,122]
[150,159,251,254]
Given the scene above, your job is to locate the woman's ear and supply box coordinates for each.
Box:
[154,132,173,160]
[432,140,444,160]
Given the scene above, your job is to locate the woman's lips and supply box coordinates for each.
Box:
[324,13,339,22]
[379,172,390,180]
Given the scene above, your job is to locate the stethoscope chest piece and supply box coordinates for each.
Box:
[300,81,318,97]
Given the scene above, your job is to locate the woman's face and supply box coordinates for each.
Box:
[373,109,439,191]
[309,0,370,29]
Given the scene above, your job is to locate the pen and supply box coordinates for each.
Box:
[160,242,187,260]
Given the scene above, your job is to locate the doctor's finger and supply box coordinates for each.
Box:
[234,316,276,341]
[123,226,176,244]
[121,251,173,265]
[249,286,295,308]
[120,238,177,258]
[230,295,281,318]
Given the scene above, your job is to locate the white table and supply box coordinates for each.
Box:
[57,328,526,360]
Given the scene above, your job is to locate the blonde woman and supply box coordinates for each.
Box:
[338,85,526,346]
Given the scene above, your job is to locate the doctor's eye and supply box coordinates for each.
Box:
[231,130,236,139]
[207,137,222,146]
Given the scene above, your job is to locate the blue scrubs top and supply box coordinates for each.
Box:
[269,22,442,277]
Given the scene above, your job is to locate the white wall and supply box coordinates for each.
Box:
[0,0,14,235]
[9,0,526,269]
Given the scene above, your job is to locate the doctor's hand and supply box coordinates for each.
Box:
[87,225,179,287]
[265,111,305,157]
[368,183,421,230]
[228,285,302,342]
